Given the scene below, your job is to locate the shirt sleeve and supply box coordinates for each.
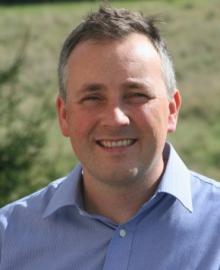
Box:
[0,209,4,263]
[0,205,11,264]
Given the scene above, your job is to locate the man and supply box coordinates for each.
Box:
[0,6,220,270]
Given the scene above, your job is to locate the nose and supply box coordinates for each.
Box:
[101,105,130,128]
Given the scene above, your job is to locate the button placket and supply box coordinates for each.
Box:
[119,229,127,238]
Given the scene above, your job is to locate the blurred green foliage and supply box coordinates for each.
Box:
[0,34,46,205]
[0,0,219,206]
[0,0,98,4]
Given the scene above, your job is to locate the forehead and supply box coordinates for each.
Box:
[67,33,160,66]
[65,33,164,93]
[66,34,167,97]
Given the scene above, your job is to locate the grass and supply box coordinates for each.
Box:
[0,0,219,203]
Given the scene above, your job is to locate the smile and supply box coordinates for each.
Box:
[97,139,136,148]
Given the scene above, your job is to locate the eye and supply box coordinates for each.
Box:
[79,94,105,106]
[81,95,101,102]
[131,93,147,98]
[125,92,152,103]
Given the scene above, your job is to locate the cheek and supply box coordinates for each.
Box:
[67,109,95,139]
[135,103,169,131]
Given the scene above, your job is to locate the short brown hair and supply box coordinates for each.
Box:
[58,6,176,100]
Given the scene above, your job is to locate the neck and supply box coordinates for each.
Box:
[82,170,163,224]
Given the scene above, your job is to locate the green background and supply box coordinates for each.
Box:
[0,0,220,206]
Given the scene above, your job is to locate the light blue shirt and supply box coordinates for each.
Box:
[1,144,220,270]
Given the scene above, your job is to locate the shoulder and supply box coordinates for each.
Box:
[190,170,220,192]
[0,164,82,237]
[0,176,66,231]
[190,171,220,209]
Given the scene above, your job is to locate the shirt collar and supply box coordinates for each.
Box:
[43,164,83,218]
[157,143,193,212]
[43,143,193,218]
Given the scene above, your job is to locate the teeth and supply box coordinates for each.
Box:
[99,139,134,148]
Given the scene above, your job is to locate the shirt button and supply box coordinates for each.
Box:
[119,229,127,238]
[78,209,85,216]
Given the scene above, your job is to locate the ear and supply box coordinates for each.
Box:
[56,95,70,137]
[167,89,181,133]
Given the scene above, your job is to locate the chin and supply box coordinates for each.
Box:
[99,168,140,186]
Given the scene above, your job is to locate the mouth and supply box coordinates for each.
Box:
[96,139,137,148]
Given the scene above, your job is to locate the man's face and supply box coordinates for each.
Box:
[57,33,181,188]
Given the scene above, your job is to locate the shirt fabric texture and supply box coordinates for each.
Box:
[0,143,220,270]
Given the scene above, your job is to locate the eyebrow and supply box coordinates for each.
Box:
[76,79,154,96]
[77,83,106,94]
[121,79,153,91]
[122,81,146,89]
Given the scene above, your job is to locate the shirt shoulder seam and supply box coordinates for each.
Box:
[190,171,220,188]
